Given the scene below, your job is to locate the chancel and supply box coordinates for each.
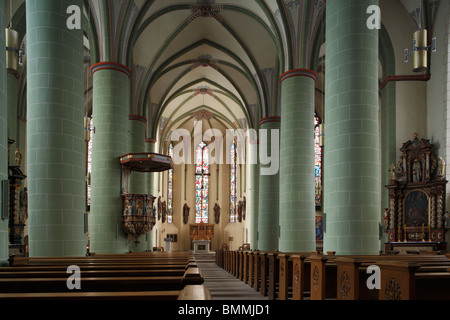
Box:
[0,0,449,302]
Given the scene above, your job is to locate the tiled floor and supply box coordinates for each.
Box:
[194,253,268,300]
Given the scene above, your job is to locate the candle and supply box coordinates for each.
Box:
[404,224,407,242]
[422,224,425,242]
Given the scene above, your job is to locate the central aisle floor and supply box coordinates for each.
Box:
[194,252,269,300]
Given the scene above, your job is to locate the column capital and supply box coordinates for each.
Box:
[259,116,281,127]
[145,137,157,144]
[280,69,318,83]
[128,114,147,123]
[90,62,132,78]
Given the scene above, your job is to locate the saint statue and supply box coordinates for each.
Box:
[383,208,390,231]
[438,156,446,177]
[183,203,190,224]
[14,148,23,166]
[214,203,220,224]
[412,159,422,182]
[389,163,396,180]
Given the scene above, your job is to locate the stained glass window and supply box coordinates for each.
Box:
[167,144,174,223]
[195,142,209,223]
[315,115,322,208]
[87,116,93,207]
[230,140,238,222]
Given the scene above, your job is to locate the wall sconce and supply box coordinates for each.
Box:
[404,29,436,72]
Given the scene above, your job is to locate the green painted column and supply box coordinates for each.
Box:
[128,116,146,194]
[249,138,259,249]
[324,0,380,255]
[7,74,18,165]
[257,117,280,251]
[279,70,317,252]
[26,0,85,256]
[145,138,158,251]
[90,64,131,253]
[127,116,146,252]
[0,1,8,265]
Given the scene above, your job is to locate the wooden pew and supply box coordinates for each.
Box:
[310,253,450,300]
[0,251,208,300]
[0,267,204,294]
[278,252,318,300]
[0,291,182,300]
[335,255,450,300]
[378,261,450,300]
[291,254,311,300]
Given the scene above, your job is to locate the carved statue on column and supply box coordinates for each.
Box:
[383,208,390,231]
[161,201,167,223]
[214,203,220,224]
[183,203,190,224]
[157,196,162,220]
[242,196,247,220]
[237,200,242,222]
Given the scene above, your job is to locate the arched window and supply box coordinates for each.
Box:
[230,140,238,222]
[314,114,322,208]
[86,116,93,208]
[167,143,174,223]
[195,142,209,223]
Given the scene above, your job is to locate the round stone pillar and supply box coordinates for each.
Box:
[257,117,280,251]
[249,138,259,249]
[127,115,146,252]
[26,0,85,256]
[0,1,8,265]
[279,70,317,252]
[324,0,380,254]
[89,63,131,253]
[145,138,158,251]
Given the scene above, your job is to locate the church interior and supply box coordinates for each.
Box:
[0,0,450,301]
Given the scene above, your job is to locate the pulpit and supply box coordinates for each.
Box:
[385,134,448,253]
[120,153,172,246]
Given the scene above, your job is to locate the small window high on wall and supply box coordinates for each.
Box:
[167,143,174,223]
[195,142,209,223]
[315,114,322,209]
[230,140,238,222]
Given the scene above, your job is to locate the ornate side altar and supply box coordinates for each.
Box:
[7,140,27,256]
[385,134,448,253]
[120,153,172,246]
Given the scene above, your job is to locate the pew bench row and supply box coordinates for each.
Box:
[0,251,211,300]
[216,250,450,300]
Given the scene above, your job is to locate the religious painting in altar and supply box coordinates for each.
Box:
[404,190,429,228]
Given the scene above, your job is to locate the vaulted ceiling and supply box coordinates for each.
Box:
[84,0,326,150]
[7,0,444,152]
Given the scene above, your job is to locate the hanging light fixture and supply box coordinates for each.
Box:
[404,29,436,72]
[5,0,20,74]
[5,23,19,74]
[404,2,437,72]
